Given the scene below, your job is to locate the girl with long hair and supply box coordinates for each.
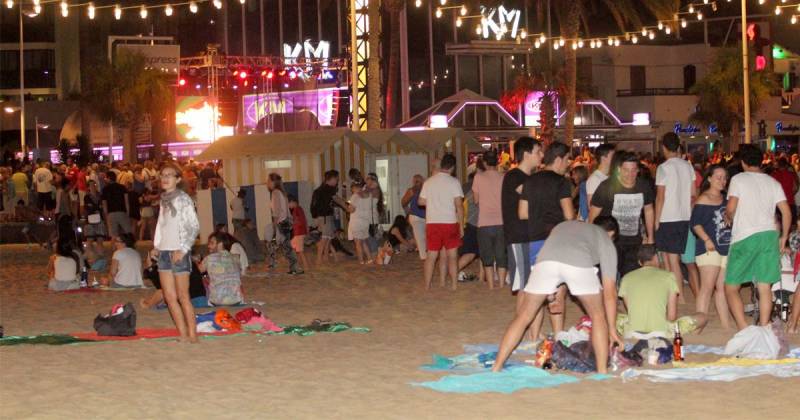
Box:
[689,164,733,331]
[153,164,200,343]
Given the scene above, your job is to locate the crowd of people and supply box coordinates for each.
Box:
[4,133,800,354]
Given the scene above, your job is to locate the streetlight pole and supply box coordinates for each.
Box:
[18,3,26,157]
[740,0,751,144]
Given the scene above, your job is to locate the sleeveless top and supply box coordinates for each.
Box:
[409,190,426,218]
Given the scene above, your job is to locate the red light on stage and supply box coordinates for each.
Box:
[239,71,248,80]
[178,78,186,86]
[244,80,249,87]
[755,55,767,71]
[288,70,297,79]
[267,71,274,79]
[261,70,267,77]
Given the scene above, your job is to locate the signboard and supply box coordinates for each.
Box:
[175,96,233,141]
[523,91,558,127]
[241,87,342,129]
[283,40,330,67]
[480,5,521,40]
[117,44,180,74]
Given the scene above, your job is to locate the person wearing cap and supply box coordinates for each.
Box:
[472,150,507,289]
[654,132,696,301]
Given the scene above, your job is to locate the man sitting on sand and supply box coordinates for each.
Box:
[492,218,624,374]
[617,244,706,338]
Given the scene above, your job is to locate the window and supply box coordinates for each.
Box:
[683,65,696,92]
[629,65,646,93]
[265,159,292,169]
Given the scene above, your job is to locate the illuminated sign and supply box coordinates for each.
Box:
[673,122,701,134]
[175,96,234,141]
[283,40,330,67]
[480,5,520,40]
[777,121,800,133]
[523,91,558,127]
[241,87,343,129]
[117,44,180,73]
[429,115,448,128]
[631,113,650,126]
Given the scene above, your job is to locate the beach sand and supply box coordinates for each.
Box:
[1,243,798,419]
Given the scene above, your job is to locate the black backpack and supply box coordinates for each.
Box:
[93,303,137,336]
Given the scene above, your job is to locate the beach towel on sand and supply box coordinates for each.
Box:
[412,366,610,394]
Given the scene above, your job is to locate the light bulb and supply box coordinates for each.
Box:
[775,7,781,15]
[114,4,121,20]
[475,25,481,35]
[240,0,245,4]
[88,3,95,19]
[571,41,577,50]
[792,15,798,24]
[614,39,620,46]
[435,7,442,18]
[607,37,613,46]
[697,12,703,20]
[500,22,507,33]
[440,0,447,5]
[704,0,708,4]
[758,0,765,4]
[558,37,565,46]
[460,5,466,16]
[658,21,663,30]
[34,4,40,14]
[415,0,421,8]
[140,5,147,19]
[665,26,671,35]
[60,1,68,17]
[534,40,541,48]
[165,4,173,16]
[631,35,638,44]
[520,29,527,39]
[641,28,647,36]
[190,1,198,13]
[681,19,687,28]
[214,0,222,9]
[590,40,596,48]
[456,17,462,27]
[577,39,584,48]
[648,31,655,40]
[539,34,546,44]
[553,42,560,50]
[5,0,12,10]
[688,5,694,13]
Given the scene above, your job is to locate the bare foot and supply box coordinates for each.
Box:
[187,336,199,344]
[138,298,149,310]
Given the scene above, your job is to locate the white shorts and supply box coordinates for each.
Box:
[524,261,601,296]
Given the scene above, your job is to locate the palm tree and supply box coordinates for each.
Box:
[82,50,173,162]
[690,47,778,147]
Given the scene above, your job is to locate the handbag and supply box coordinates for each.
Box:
[93,302,137,336]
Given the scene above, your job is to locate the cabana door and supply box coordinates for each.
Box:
[373,153,429,225]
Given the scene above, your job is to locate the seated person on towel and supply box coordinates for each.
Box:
[140,248,207,309]
[618,244,706,338]
[198,232,244,306]
[47,236,83,291]
[99,233,143,288]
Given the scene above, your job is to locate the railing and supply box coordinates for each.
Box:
[617,88,693,97]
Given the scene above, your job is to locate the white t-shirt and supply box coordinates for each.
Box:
[154,206,181,250]
[53,255,78,282]
[34,167,53,193]
[113,247,143,287]
[655,157,696,222]
[728,172,787,244]
[271,190,289,223]
[586,170,608,196]
[419,172,463,224]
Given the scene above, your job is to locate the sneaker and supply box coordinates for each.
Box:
[288,269,304,275]
[458,271,467,282]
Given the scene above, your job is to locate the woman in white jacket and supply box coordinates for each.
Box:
[154,164,200,343]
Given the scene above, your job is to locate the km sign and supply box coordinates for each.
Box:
[283,40,330,67]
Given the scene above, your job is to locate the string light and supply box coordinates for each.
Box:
[475,24,481,35]
[460,5,466,16]
[415,0,421,8]
[190,1,198,13]
[165,4,172,16]
[439,0,447,5]
[435,7,442,18]
[558,37,565,46]
[571,41,578,50]
[60,1,68,17]
[657,21,663,30]
[553,42,560,50]
[641,27,648,36]
[520,29,527,39]
[239,0,245,4]
[114,4,121,20]
[139,5,147,19]
[792,15,798,24]
[688,5,694,13]
[607,36,613,46]
[614,38,620,46]
[697,12,703,20]
[34,2,40,14]
[5,0,12,10]
[88,3,95,19]
[648,30,655,40]
[214,0,222,9]
[631,34,638,44]
[539,34,546,44]
[534,40,541,48]
[681,18,687,28]
[577,39,584,48]
[455,16,462,27]
[665,26,671,35]
[775,6,781,15]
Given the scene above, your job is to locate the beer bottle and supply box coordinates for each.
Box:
[673,325,684,362]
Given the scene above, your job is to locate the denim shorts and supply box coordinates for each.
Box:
[157,250,191,275]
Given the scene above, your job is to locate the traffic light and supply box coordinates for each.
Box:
[747,23,770,72]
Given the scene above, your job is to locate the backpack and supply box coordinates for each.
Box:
[93,302,137,336]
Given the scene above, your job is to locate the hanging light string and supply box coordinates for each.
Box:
[771,2,800,24]
[12,0,224,17]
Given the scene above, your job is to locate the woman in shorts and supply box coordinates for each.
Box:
[153,164,200,343]
[689,164,733,330]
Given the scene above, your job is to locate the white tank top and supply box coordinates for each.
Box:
[54,256,78,282]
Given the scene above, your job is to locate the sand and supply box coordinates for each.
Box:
[1,243,798,419]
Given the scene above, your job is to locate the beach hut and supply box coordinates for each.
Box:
[402,128,484,183]
[194,128,376,242]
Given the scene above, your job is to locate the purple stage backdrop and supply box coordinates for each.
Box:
[242,87,344,129]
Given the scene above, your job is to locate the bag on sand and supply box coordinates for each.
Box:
[93,303,137,336]
[724,325,780,360]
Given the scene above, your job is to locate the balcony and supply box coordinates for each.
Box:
[617,88,693,97]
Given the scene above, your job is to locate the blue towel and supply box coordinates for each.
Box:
[413,366,582,394]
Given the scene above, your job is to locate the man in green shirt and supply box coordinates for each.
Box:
[618,245,705,337]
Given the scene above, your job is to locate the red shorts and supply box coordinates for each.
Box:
[426,223,462,251]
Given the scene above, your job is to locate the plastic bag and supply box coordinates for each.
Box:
[723,325,780,360]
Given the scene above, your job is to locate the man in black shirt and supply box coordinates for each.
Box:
[519,141,575,336]
[311,170,347,265]
[101,171,131,238]
[502,137,542,294]
[590,151,655,276]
